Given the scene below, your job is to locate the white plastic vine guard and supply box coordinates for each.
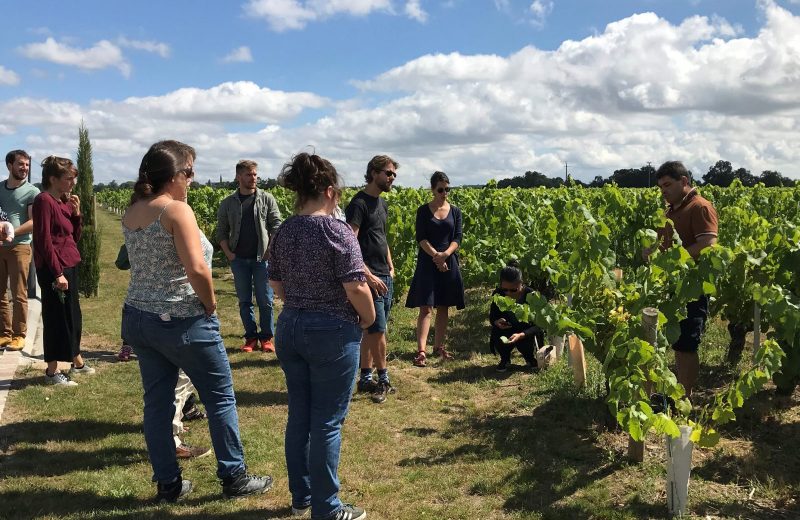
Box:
[665,425,693,518]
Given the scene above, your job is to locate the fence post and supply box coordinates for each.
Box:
[628,307,659,463]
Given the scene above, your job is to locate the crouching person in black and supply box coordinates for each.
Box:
[489,260,545,372]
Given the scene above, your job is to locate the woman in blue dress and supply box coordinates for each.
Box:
[405,171,465,367]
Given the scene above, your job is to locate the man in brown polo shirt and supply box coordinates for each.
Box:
[655,160,718,397]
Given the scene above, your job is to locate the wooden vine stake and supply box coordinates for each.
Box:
[752,301,761,362]
[628,306,659,463]
[568,334,586,388]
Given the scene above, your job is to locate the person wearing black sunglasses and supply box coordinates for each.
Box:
[345,155,398,404]
[489,259,544,372]
[405,171,464,367]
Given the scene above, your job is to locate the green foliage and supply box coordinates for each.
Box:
[75,122,100,297]
[98,183,800,446]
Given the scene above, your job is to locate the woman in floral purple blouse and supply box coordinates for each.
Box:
[268,152,375,520]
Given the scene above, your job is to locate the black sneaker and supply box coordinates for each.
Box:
[330,504,366,520]
[221,472,273,499]
[371,381,396,404]
[496,361,509,373]
[356,378,378,393]
[157,478,192,503]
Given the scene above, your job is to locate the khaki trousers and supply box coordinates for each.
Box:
[0,244,31,338]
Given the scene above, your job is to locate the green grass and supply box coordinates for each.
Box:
[0,208,799,519]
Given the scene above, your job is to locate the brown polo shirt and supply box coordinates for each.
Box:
[661,189,718,250]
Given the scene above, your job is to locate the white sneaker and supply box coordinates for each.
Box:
[45,371,78,386]
[291,505,311,517]
[69,363,96,375]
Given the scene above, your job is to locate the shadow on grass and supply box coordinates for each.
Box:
[694,418,800,490]
[228,357,281,370]
[433,362,517,385]
[0,488,288,520]
[398,393,666,519]
[233,390,287,408]
[0,419,141,445]
[1,446,146,477]
[691,498,798,520]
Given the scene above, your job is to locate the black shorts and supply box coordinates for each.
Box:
[672,296,709,353]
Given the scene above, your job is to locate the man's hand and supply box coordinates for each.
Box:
[367,272,388,296]
[224,250,235,262]
[494,318,512,330]
[507,332,525,344]
[389,265,395,279]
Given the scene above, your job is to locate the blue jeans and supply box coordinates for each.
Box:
[275,308,361,519]
[122,304,246,484]
[367,275,393,334]
[231,257,275,340]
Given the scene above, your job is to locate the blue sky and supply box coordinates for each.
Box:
[0,0,798,185]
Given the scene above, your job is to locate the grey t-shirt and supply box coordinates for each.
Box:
[0,181,40,245]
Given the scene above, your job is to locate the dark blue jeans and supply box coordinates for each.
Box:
[275,308,361,519]
[122,304,246,484]
[231,257,275,340]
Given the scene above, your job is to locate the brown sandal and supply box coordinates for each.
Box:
[413,351,427,367]
[434,347,453,360]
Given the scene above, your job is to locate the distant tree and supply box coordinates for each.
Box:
[702,160,735,186]
[733,167,757,187]
[759,170,795,187]
[74,122,100,297]
[607,164,656,188]
[589,175,606,188]
[496,170,564,188]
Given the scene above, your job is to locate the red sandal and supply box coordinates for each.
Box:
[434,347,453,360]
[413,351,427,367]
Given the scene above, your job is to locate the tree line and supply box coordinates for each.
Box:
[495,161,796,189]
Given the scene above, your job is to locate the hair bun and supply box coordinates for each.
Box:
[506,258,520,269]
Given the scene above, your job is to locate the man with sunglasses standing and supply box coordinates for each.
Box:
[346,155,397,404]
[217,160,282,353]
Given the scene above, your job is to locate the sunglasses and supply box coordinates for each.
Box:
[177,167,195,179]
[379,169,396,178]
[437,187,451,193]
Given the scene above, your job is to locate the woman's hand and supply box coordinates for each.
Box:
[55,275,68,290]
[68,195,81,216]
[204,301,217,317]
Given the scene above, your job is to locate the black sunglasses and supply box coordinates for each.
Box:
[378,169,396,178]
[437,187,451,193]
[177,167,195,179]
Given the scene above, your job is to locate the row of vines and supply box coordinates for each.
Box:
[98,182,800,447]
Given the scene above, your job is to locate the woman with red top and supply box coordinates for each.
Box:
[32,156,94,386]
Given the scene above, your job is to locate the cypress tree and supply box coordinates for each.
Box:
[75,121,101,296]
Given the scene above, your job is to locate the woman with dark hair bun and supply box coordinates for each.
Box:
[489,259,544,372]
[405,171,465,367]
[269,152,375,520]
[33,156,92,386]
[121,140,271,503]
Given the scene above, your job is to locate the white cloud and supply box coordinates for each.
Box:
[0,66,20,86]
[243,0,407,31]
[404,0,427,22]
[18,37,131,77]
[4,2,800,186]
[222,46,254,63]
[117,37,170,58]
[529,0,553,27]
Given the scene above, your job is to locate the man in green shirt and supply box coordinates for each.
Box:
[0,150,40,351]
